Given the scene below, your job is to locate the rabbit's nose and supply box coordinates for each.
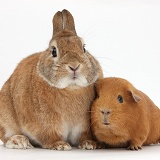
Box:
[68,64,80,72]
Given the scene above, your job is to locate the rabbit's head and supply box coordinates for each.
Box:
[37,9,102,89]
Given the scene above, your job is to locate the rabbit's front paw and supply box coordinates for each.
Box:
[51,141,72,151]
[78,140,97,150]
[5,135,33,149]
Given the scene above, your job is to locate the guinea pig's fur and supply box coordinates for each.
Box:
[91,77,160,150]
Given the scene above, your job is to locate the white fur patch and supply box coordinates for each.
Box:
[5,129,14,138]
[62,123,82,146]
[55,76,88,89]
[69,125,82,145]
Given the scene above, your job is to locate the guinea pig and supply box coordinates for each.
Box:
[91,77,160,150]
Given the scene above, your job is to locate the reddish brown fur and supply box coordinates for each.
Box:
[91,77,160,150]
[0,9,103,150]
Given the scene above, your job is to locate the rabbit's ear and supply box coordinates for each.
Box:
[52,9,77,37]
[53,11,63,36]
[62,9,77,35]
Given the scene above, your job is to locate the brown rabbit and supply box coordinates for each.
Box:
[0,9,103,150]
[91,77,160,150]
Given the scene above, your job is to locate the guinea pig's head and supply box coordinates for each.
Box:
[91,77,141,137]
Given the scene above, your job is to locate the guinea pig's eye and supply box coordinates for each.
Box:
[83,44,86,53]
[52,47,57,57]
[118,95,123,103]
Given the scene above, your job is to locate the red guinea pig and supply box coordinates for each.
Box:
[91,77,160,150]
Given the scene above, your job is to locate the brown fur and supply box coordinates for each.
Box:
[91,77,160,150]
[0,9,103,150]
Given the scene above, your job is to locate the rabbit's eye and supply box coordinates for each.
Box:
[83,44,86,53]
[52,47,57,57]
[118,95,123,103]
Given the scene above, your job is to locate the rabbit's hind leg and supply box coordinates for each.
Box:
[0,126,32,149]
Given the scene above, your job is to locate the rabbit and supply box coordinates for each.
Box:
[0,9,103,150]
[91,77,160,150]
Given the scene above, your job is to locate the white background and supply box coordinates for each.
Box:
[0,0,160,159]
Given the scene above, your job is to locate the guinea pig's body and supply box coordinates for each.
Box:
[91,77,160,150]
[0,10,103,150]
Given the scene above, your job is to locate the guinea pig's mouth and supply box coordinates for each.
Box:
[103,122,110,126]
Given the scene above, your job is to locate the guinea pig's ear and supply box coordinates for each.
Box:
[52,9,77,37]
[129,90,141,102]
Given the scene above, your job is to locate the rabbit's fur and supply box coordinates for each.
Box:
[0,9,103,150]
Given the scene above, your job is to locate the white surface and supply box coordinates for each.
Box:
[0,141,160,160]
[0,0,160,159]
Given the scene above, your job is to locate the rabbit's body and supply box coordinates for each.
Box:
[0,10,103,150]
[0,52,95,147]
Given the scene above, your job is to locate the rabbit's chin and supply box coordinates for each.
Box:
[39,72,98,89]
[55,76,89,89]
[55,73,99,89]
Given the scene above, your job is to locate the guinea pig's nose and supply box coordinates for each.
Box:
[101,110,111,115]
